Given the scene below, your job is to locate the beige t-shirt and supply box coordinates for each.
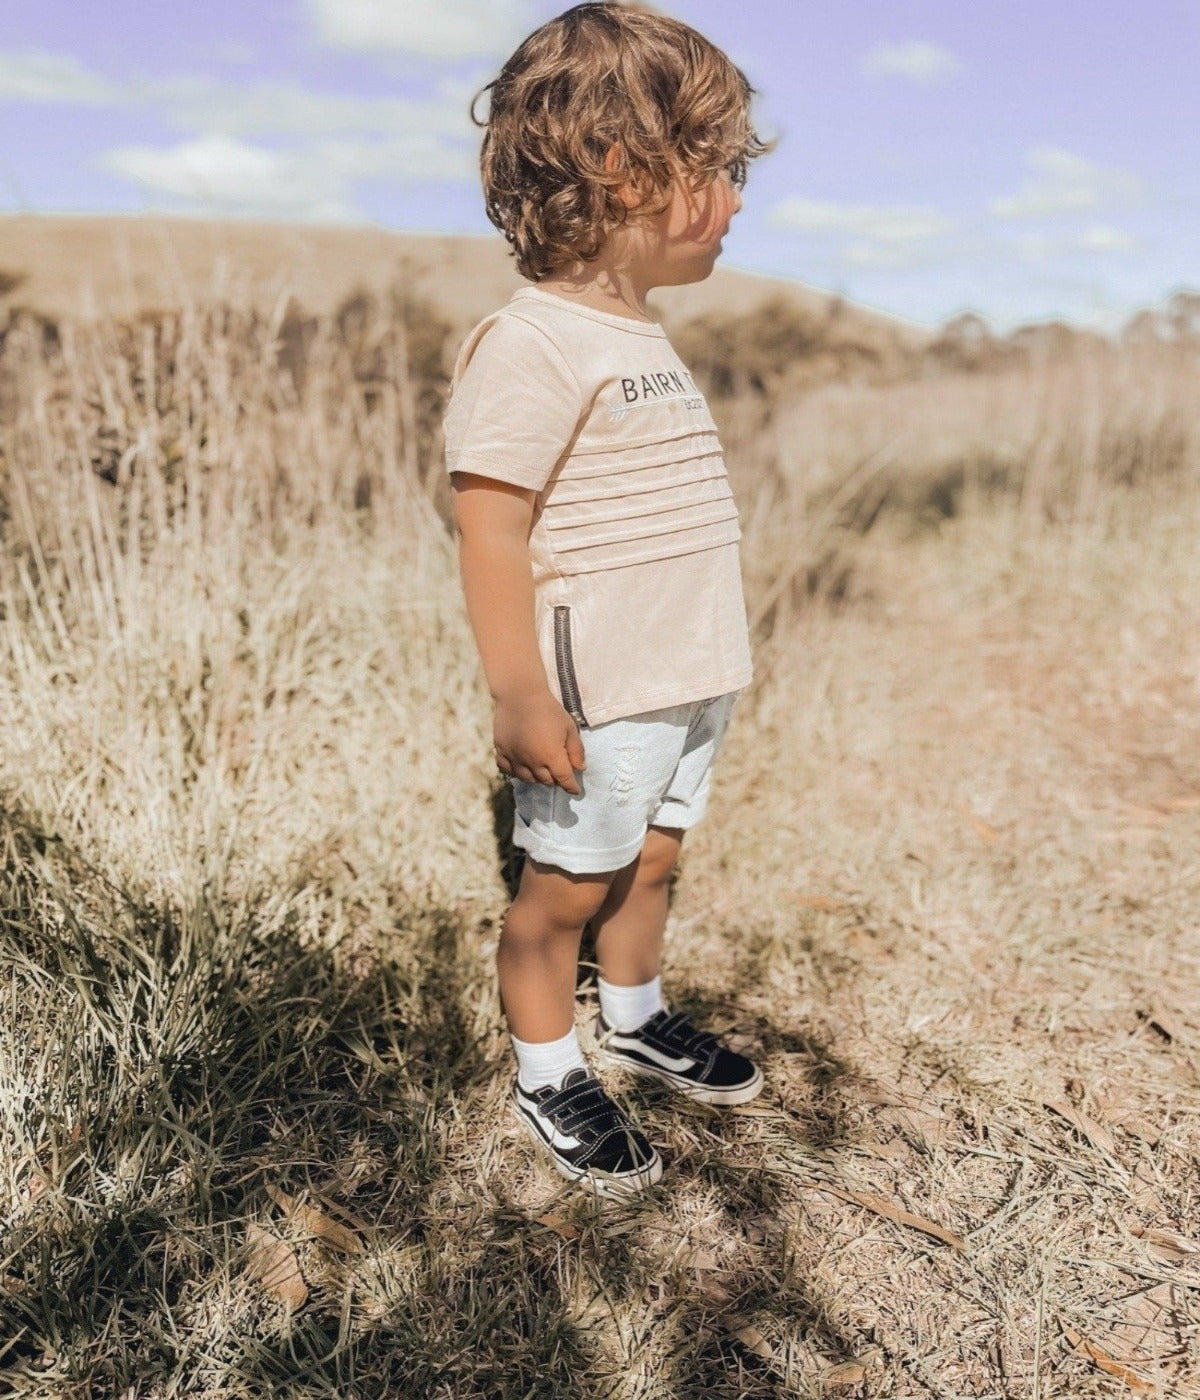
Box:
[443,284,754,727]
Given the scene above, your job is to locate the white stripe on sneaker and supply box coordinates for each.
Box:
[607,1036,695,1072]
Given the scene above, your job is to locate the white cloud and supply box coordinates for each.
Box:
[990,146,1143,219]
[99,130,475,220]
[0,49,120,103]
[100,135,357,220]
[774,194,1141,283]
[162,79,471,139]
[0,46,478,144]
[769,197,954,242]
[860,41,962,85]
[1077,224,1136,251]
[0,45,483,209]
[842,241,940,270]
[768,198,958,274]
[303,0,532,58]
[317,134,476,182]
[1015,224,1138,262]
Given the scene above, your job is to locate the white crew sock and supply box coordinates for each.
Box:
[510,1025,588,1092]
[597,974,666,1032]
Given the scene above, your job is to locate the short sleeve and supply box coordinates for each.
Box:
[443,314,585,492]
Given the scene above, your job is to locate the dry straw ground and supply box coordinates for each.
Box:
[0,274,1198,1399]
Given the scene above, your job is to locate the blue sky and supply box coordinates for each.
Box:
[1,0,1195,332]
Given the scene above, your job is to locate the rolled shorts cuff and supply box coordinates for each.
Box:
[511,825,647,876]
[511,790,711,876]
[650,789,712,831]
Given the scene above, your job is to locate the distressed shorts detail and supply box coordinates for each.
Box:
[510,691,738,876]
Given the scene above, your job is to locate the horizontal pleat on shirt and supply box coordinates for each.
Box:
[540,429,742,574]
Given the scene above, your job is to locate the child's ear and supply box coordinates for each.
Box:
[603,141,644,211]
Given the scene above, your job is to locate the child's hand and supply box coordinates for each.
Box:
[493,691,587,794]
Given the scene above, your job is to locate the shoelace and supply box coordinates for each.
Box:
[539,1074,634,1141]
[643,1009,720,1059]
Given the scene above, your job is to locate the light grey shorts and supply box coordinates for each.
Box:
[509,690,739,876]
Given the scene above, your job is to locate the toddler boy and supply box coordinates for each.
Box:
[443,1,775,1195]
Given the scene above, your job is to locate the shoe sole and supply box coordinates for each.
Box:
[511,1092,664,1197]
[592,1045,765,1106]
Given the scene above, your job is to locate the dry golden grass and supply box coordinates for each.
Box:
[0,281,1198,1397]
[0,214,926,354]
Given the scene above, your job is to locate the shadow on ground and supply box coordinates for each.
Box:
[0,802,609,1395]
[0,785,892,1395]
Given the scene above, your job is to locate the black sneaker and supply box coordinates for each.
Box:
[592,1007,764,1105]
[512,1066,664,1195]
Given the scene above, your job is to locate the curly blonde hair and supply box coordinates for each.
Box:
[470,1,776,282]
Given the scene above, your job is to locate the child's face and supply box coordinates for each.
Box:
[606,144,744,288]
[659,165,743,271]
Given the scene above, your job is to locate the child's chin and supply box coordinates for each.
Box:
[663,259,718,287]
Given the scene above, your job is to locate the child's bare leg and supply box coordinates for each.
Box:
[499,855,617,1041]
[591,825,684,986]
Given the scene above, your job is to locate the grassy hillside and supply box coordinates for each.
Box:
[0,249,1198,1396]
[0,213,925,335]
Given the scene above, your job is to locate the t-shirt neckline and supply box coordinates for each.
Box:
[512,285,666,336]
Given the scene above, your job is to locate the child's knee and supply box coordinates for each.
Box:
[638,826,684,886]
[504,866,614,943]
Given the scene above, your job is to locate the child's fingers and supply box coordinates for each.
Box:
[551,725,585,794]
[551,761,582,795]
[565,724,587,773]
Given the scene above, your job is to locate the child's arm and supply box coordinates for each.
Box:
[451,471,586,795]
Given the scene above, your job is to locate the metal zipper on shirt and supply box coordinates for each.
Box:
[553,605,589,728]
